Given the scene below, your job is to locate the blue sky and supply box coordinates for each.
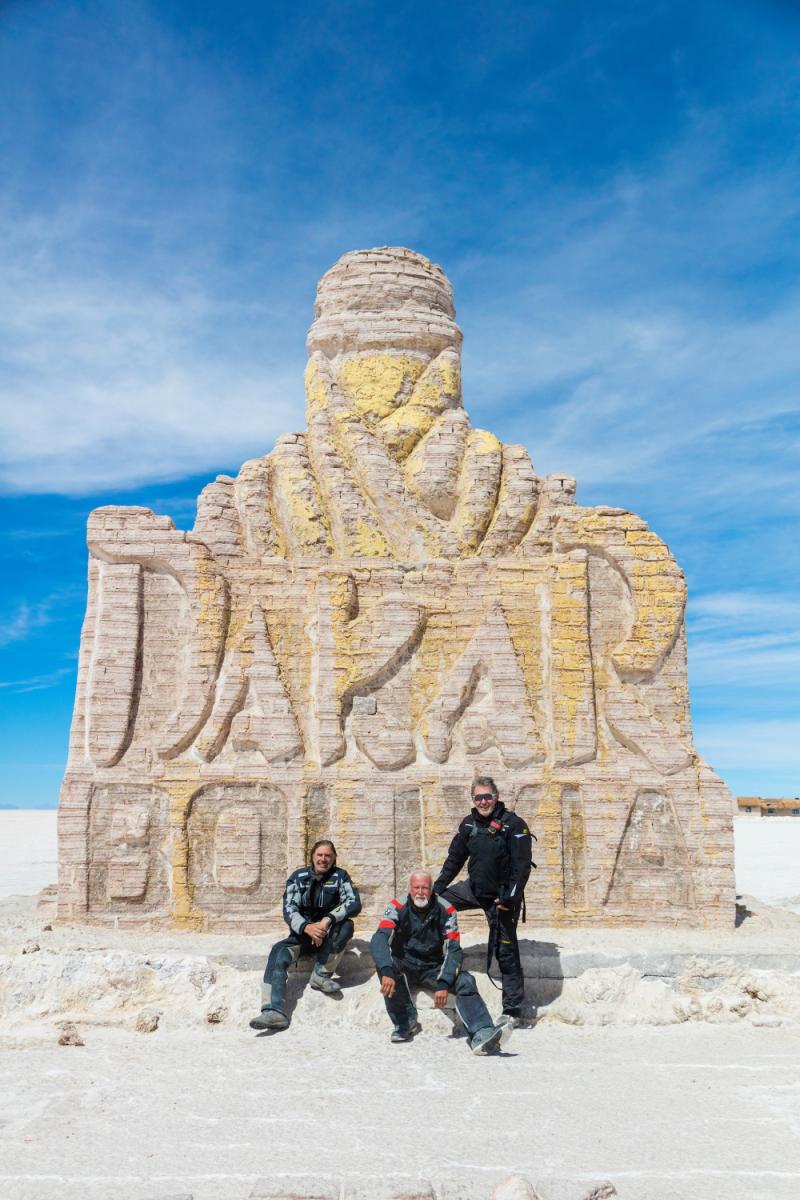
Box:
[1,0,798,806]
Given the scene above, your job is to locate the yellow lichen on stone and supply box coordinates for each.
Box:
[556,508,686,676]
[548,556,595,765]
[379,351,461,460]
[450,429,502,554]
[353,517,391,559]
[192,557,229,696]
[419,782,447,864]
[408,353,460,412]
[536,775,567,916]
[327,774,362,880]
[270,452,334,558]
[167,783,205,929]
[499,572,545,733]
[338,354,425,428]
[304,360,330,421]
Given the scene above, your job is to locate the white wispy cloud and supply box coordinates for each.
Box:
[0,212,305,493]
[0,665,75,693]
[690,592,800,626]
[695,718,800,772]
[0,600,53,647]
[459,158,800,525]
[0,590,82,648]
[686,589,800,688]
[1,45,797,504]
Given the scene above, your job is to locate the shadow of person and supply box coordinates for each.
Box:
[518,939,564,1018]
[254,962,331,1035]
[403,988,520,1056]
[258,935,376,1029]
[337,937,380,989]
[464,935,564,1021]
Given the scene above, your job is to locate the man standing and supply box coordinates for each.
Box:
[370,870,507,1055]
[433,777,532,1026]
[250,839,361,1032]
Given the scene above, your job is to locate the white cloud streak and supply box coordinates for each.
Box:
[0,212,305,493]
[686,589,800,688]
[0,601,53,648]
[0,665,75,693]
[695,719,800,772]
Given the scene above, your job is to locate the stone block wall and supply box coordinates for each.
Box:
[58,247,734,929]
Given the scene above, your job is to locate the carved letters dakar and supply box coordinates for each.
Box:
[58,247,734,929]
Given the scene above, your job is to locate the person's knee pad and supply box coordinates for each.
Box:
[270,943,296,975]
[279,943,298,966]
[332,918,354,948]
[454,971,478,996]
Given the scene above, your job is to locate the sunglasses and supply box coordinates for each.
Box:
[473,793,496,802]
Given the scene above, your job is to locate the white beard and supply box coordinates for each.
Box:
[411,895,430,908]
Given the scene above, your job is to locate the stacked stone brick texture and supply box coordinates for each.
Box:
[58,247,735,929]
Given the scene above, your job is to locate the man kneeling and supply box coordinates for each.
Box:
[370,871,508,1055]
[250,840,361,1032]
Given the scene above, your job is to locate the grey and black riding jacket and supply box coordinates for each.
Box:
[282,865,362,936]
[370,895,462,989]
[433,801,533,907]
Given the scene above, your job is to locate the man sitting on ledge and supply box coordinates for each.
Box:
[370,870,508,1055]
[250,839,362,1032]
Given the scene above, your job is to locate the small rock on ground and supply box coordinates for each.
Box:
[57,1023,84,1046]
[135,1008,161,1033]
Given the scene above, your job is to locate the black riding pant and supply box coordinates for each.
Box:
[261,919,354,1013]
[383,960,494,1038]
[438,879,525,1016]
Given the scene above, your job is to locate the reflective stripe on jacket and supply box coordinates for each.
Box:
[370,894,462,988]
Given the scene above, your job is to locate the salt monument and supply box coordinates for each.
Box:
[57,247,735,929]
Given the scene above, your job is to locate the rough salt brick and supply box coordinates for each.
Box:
[57,247,734,931]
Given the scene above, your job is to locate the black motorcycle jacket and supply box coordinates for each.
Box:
[282,865,361,936]
[370,894,462,988]
[433,801,532,906]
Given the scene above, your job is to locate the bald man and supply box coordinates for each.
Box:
[370,871,507,1055]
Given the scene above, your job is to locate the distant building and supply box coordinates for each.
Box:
[737,796,800,817]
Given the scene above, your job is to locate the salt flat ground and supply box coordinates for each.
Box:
[0,811,57,898]
[0,1023,799,1200]
[2,812,800,1200]
[734,817,800,911]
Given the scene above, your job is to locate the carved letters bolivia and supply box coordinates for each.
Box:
[58,248,735,929]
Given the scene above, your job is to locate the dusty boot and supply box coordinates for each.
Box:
[390,1021,421,1043]
[470,1024,504,1055]
[496,1013,518,1045]
[310,964,341,995]
[249,1008,289,1031]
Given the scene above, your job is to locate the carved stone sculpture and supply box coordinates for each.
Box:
[58,247,734,929]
